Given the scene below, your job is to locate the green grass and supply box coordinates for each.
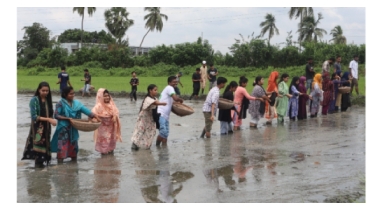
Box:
[17,75,366,96]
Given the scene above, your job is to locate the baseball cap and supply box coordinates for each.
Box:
[202,61,206,64]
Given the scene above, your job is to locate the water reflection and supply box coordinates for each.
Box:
[51,162,81,202]
[135,148,193,203]
[93,154,121,202]
[25,168,52,202]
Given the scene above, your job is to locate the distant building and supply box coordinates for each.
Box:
[55,43,152,56]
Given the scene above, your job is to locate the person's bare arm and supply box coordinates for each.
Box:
[171,94,184,103]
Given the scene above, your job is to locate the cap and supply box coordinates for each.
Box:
[202,61,206,64]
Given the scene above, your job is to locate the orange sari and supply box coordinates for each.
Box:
[92,88,122,154]
[264,71,279,119]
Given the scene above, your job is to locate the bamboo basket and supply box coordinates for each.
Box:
[70,119,101,132]
[172,103,194,117]
[338,87,351,94]
[218,98,234,109]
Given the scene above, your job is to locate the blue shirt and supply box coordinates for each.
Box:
[58,72,69,90]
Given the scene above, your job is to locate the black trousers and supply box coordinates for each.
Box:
[130,86,137,100]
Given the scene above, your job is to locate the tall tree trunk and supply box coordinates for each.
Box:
[81,15,84,47]
[138,29,151,55]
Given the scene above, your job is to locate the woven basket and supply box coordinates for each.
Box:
[218,98,234,109]
[172,103,194,117]
[70,119,101,132]
[338,87,351,94]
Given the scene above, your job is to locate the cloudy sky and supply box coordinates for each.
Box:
[17,7,365,54]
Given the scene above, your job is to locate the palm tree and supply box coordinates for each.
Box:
[104,7,134,45]
[330,25,347,44]
[138,7,168,54]
[259,13,279,44]
[288,7,313,50]
[73,7,96,46]
[297,12,327,43]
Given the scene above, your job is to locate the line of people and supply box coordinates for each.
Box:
[21,65,354,167]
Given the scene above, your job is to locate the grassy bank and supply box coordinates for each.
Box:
[17,75,366,97]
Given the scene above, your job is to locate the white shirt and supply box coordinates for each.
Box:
[349,60,358,79]
[157,85,175,121]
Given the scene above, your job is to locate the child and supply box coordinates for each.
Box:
[218,81,238,134]
[130,71,139,101]
[131,84,167,150]
[201,77,227,138]
[190,68,202,100]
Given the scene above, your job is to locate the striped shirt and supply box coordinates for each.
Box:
[202,87,220,114]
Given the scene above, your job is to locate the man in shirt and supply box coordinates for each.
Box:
[349,55,359,95]
[333,55,342,73]
[207,64,218,90]
[305,58,315,94]
[56,66,71,94]
[174,72,183,96]
[190,68,202,100]
[81,69,92,97]
[156,76,184,146]
[130,71,139,101]
[322,57,335,74]
[201,77,227,138]
[200,61,208,95]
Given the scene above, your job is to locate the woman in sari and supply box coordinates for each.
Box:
[131,84,167,150]
[51,86,100,163]
[232,76,262,130]
[264,71,279,125]
[218,81,238,134]
[92,88,122,155]
[309,74,323,118]
[276,73,292,123]
[328,71,344,114]
[321,72,334,115]
[288,76,304,121]
[22,82,57,167]
[297,76,312,120]
[248,76,271,128]
[340,72,352,112]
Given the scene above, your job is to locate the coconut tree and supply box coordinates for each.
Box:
[104,7,134,45]
[138,7,168,54]
[330,25,347,44]
[259,13,279,44]
[297,12,327,43]
[288,7,313,50]
[72,7,96,46]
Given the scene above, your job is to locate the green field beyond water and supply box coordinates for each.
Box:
[17,75,366,96]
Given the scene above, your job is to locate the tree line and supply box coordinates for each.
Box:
[17,7,365,69]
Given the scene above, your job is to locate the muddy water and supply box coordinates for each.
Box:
[17,94,365,203]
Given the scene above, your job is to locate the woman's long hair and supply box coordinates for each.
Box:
[278,73,289,84]
[34,81,53,117]
[61,86,73,99]
[289,76,300,94]
[139,84,157,112]
[223,81,238,94]
[239,76,248,87]
[253,76,263,87]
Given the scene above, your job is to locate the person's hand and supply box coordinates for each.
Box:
[93,115,101,122]
[309,96,313,100]
[258,98,264,102]
[48,118,57,126]
[320,101,323,106]
[179,98,184,103]
[112,115,117,123]
[268,98,271,102]
[210,115,214,121]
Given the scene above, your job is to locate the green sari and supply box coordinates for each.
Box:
[276,81,289,121]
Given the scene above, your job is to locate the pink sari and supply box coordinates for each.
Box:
[92,88,122,154]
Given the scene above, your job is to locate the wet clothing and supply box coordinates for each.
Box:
[321,73,334,115]
[51,98,94,159]
[92,88,122,154]
[232,86,257,127]
[22,96,53,164]
[218,91,236,134]
[265,71,279,121]
[248,85,266,124]
[288,86,300,119]
[297,77,309,120]
[131,96,158,149]
[276,81,289,122]
[130,77,139,101]
[341,72,351,112]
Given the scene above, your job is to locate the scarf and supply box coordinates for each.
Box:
[92,88,122,142]
[312,73,322,90]
[267,71,279,92]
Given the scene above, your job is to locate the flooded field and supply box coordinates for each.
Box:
[16,93,365,203]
